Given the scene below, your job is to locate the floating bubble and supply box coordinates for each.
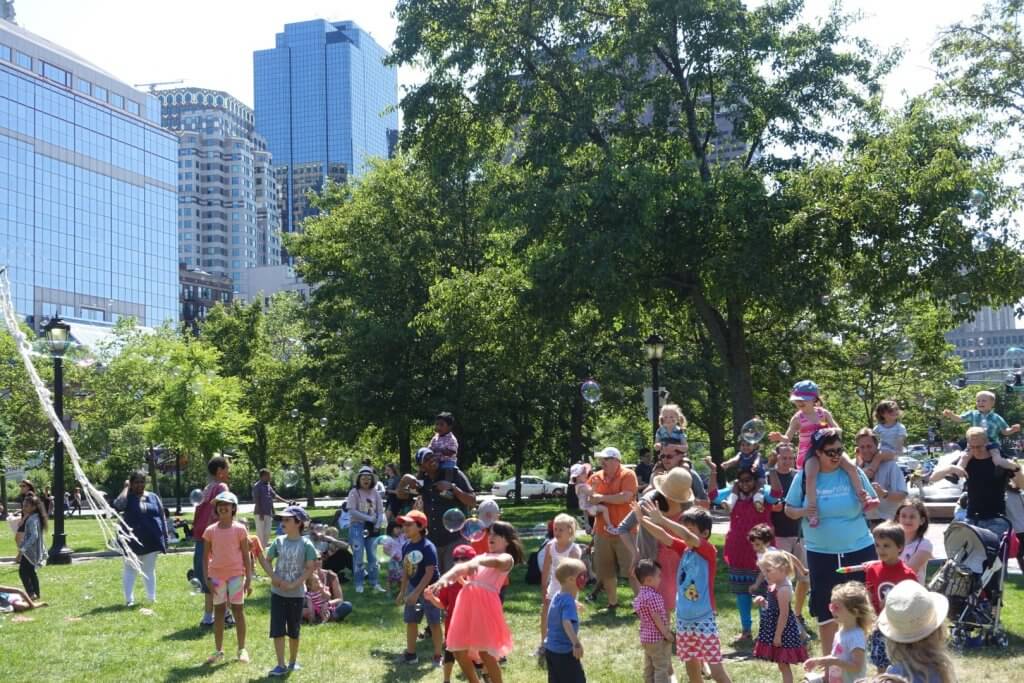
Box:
[342,459,354,471]
[283,469,300,488]
[777,361,792,375]
[461,518,486,543]
[922,402,934,412]
[820,295,831,305]
[580,380,601,404]
[739,418,766,444]
[957,292,970,305]
[1006,347,1024,365]
[407,550,423,565]
[189,489,204,506]
[880,251,891,264]
[970,188,986,207]
[478,508,499,528]
[442,508,467,533]
[856,388,866,399]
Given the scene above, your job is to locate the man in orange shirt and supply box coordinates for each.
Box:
[588,447,639,611]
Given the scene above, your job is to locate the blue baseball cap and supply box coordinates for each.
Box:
[279,505,309,522]
[415,447,434,464]
[789,380,819,403]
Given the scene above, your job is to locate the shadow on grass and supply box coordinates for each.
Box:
[163,624,208,642]
[80,603,134,617]
[163,662,242,683]
[368,648,434,682]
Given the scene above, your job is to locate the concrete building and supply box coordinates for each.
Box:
[253,20,398,235]
[946,306,1024,375]
[179,264,232,331]
[157,87,281,284]
[0,20,178,329]
[234,264,311,307]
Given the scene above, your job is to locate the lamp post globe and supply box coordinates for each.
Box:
[42,316,73,564]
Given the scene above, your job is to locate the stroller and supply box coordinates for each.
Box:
[928,519,1011,648]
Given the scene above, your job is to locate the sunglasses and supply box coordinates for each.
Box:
[822,447,844,458]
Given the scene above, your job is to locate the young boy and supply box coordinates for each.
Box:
[634,559,674,683]
[257,505,318,677]
[944,390,1022,445]
[709,438,766,511]
[864,522,919,673]
[430,412,459,470]
[193,454,231,628]
[543,557,588,683]
[395,510,444,666]
[635,501,733,683]
[424,544,478,683]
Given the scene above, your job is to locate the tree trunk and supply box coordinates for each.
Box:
[251,423,269,471]
[147,445,159,495]
[569,386,584,465]
[397,421,412,474]
[299,430,315,508]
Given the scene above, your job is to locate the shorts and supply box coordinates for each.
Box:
[868,627,890,669]
[593,533,631,582]
[806,545,876,624]
[270,593,304,640]
[773,537,810,584]
[402,589,442,625]
[443,648,455,664]
[676,617,723,664]
[210,575,245,606]
[192,541,209,594]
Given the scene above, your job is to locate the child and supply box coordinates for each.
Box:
[655,404,688,458]
[752,550,808,683]
[719,469,772,644]
[716,436,766,511]
[868,400,905,478]
[634,559,674,683]
[804,582,871,683]
[895,499,933,583]
[943,389,1021,445]
[192,455,231,629]
[14,493,47,600]
[382,521,407,595]
[257,505,318,677]
[769,380,876,526]
[542,557,588,683]
[635,501,733,683]
[863,523,919,673]
[436,521,524,683]
[303,572,352,623]
[573,463,618,534]
[0,584,46,612]
[395,510,444,666]
[876,581,956,683]
[746,524,810,623]
[202,491,253,664]
[431,411,460,471]
[538,513,583,657]
[424,545,479,683]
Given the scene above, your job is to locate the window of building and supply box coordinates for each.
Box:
[93,85,107,101]
[126,100,140,115]
[13,51,30,69]
[75,77,91,95]
[0,44,10,61]
[42,62,68,86]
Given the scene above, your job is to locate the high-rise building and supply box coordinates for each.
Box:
[157,87,281,283]
[253,20,398,234]
[946,305,1024,375]
[0,20,178,329]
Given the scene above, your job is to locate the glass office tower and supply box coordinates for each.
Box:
[253,20,398,233]
[0,20,178,328]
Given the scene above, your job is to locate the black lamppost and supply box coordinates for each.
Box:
[290,409,326,508]
[644,333,665,439]
[43,316,73,564]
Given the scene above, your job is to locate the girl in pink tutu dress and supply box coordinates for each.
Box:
[432,521,524,683]
[753,550,807,683]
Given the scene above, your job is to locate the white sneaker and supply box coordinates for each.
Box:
[355,585,364,593]
[373,585,387,593]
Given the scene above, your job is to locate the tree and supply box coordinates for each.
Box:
[392,0,1024,432]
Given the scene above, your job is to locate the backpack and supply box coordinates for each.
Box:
[525,538,551,585]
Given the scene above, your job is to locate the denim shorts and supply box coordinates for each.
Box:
[402,589,441,625]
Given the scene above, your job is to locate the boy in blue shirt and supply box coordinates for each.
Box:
[544,557,588,683]
[395,510,443,666]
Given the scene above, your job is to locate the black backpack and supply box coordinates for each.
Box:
[525,539,551,585]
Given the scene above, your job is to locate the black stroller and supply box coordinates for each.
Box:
[928,520,1011,648]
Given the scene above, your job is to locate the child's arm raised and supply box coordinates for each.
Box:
[476,553,514,572]
[638,500,703,548]
[769,414,800,443]
[942,409,964,423]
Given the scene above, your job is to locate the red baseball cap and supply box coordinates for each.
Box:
[397,510,428,527]
[452,545,477,560]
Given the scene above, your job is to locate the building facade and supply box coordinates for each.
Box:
[253,20,398,234]
[234,264,311,307]
[0,20,178,328]
[179,263,232,331]
[157,87,281,284]
[946,306,1024,376]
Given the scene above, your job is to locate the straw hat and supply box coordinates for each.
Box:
[876,580,949,643]
[652,467,694,504]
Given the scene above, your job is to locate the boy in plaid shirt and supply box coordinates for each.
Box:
[634,559,674,683]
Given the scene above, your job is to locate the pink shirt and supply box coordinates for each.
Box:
[202,521,248,580]
[634,585,669,644]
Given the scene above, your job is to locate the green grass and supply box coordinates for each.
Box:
[1,516,1022,680]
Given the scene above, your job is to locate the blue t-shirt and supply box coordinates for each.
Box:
[784,467,875,554]
[544,591,579,654]
[402,536,439,588]
[675,538,717,626]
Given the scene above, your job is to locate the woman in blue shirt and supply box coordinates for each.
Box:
[784,429,877,655]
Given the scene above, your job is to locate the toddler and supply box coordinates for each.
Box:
[382,522,407,594]
[201,492,253,664]
[876,581,956,683]
[867,400,903,478]
[303,572,352,623]
[634,559,674,683]
[573,464,617,534]
[655,404,688,458]
[543,557,589,683]
[943,390,1021,445]
[716,436,766,511]
[538,513,583,657]
[752,550,808,683]
[430,411,460,470]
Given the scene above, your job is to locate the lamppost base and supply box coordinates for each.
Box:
[48,536,73,565]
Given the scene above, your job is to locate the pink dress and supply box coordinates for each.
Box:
[796,407,829,468]
[444,563,513,657]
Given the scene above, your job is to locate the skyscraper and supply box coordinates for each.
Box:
[253,20,398,234]
[157,87,281,283]
[0,20,178,328]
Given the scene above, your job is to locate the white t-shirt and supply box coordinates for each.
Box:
[899,536,933,583]
[828,626,866,683]
[873,423,908,455]
[544,540,582,600]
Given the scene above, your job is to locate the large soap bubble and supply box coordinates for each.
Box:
[580,380,601,404]
[739,418,766,445]
[283,469,300,488]
[461,518,486,543]
[189,489,204,506]
[443,508,467,533]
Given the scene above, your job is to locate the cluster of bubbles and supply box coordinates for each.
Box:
[739,418,766,444]
[441,508,487,542]
[580,380,601,404]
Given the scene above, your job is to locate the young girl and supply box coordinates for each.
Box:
[537,514,582,657]
[202,492,253,664]
[720,469,772,644]
[382,522,407,595]
[15,492,47,600]
[804,582,871,683]
[769,380,876,526]
[655,404,688,457]
[876,580,956,683]
[303,572,352,623]
[895,499,933,583]
[573,464,617,534]
[868,400,904,478]
[753,550,808,683]
[435,521,524,683]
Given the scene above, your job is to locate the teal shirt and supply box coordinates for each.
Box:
[960,409,1009,442]
[784,467,875,554]
[266,535,318,598]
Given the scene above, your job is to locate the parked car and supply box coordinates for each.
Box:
[912,452,965,503]
[906,443,928,458]
[491,476,567,499]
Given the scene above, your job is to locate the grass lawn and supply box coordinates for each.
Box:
[1,516,1022,680]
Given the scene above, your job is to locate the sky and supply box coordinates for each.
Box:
[11,0,993,110]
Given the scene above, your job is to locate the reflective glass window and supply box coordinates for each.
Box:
[93,85,107,101]
[75,77,91,95]
[42,62,68,85]
[14,51,30,69]
[126,100,140,115]
[0,44,10,61]
[109,92,124,108]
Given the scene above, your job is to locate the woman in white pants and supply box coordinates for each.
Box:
[113,472,169,605]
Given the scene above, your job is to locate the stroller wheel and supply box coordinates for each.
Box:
[990,630,1009,648]
[951,627,968,650]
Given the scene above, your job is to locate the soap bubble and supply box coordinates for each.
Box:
[957,292,970,305]
[778,360,792,375]
[342,459,354,471]
[442,508,467,533]
[461,518,486,543]
[821,295,831,305]
[739,418,766,444]
[977,338,985,347]
[407,550,423,565]
[856,388,866,399]
[283,469,300,488]
[1006,347,1024,366]
[581,379,601,404]
[189,489,204,506]
[970,188,986,207]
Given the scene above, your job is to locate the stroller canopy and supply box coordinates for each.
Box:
[944,521,1001,574]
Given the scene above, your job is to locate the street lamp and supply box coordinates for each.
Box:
[289,408,325,508]
[644,333,665,439]
[42,316,73,564]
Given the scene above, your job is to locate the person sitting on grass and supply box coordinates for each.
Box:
[303,571,353,624]
[0,585,46,612]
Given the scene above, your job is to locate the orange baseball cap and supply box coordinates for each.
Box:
[397,510,428,527]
